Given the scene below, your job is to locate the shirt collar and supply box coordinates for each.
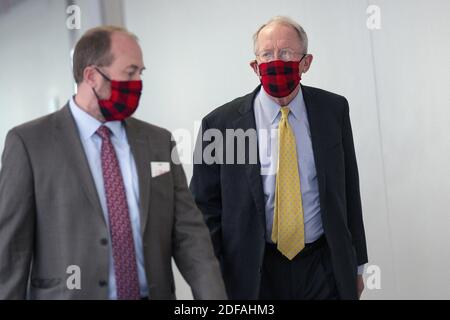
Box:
[69,96,125,141]
[258,86,303,124]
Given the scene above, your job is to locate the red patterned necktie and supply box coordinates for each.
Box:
[96,125,140,300]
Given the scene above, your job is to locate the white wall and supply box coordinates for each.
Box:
[0,0,125,154]
[0,0,449,300]
[0,0,74,153]
[123,0,450,299]
[369,0,450,299]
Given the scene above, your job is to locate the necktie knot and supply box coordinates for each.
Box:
[280,106,290,120]
[96,125,111,140]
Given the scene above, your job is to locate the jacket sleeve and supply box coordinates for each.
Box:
[189,118,223,259]
[170,138,227,300]
[0,129,35,299]
[341,99,368,266]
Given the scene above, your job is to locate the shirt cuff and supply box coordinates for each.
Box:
[357,264,365,275]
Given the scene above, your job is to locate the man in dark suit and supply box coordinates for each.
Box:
[190,16,368,300]
[0,26,226,300]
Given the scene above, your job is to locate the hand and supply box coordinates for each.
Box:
[357,275,364,299]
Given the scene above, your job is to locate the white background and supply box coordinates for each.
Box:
[1,0,449,299]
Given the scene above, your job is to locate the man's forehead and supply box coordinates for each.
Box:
[111,32,140,50]
[259,23,299,39]
[257,23,301,47]
[109,33,144,66]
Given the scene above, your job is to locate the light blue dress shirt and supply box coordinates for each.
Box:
[254,88,364,275]
[69,98,149,299]
[254,87,324,245]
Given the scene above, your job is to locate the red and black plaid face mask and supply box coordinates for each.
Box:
[93,68,143,121]
[258,60,302,98]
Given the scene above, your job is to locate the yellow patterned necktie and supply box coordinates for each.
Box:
[272,106,305,260]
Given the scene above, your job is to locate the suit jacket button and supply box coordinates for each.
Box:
[99,280,107,287]
[100,238,108,246]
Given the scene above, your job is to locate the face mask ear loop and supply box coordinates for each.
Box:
[92,87,101,99]
[299,54,307,63]
[92,67,111,101]
[94,67,112,82]
[298,54,307,75]
[254,60,261,77]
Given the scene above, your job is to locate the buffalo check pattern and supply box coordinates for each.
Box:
[259,60,301,98]
[98,80,142,121]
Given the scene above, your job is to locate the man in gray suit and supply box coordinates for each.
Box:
[0,26,226,300]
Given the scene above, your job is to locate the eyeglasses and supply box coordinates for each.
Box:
[256,48,307,62]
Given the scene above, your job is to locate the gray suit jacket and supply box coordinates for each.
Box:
[0,103,227,300]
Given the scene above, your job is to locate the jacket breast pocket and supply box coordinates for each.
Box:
[150,171,174,210]
[151,170,172,189]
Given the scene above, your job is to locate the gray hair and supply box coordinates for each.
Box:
[253,16,308,54]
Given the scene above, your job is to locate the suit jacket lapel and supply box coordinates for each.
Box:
[301,85,328,214]
[233,87,266,222]
[53,104,105,224]
[124,118,151,237]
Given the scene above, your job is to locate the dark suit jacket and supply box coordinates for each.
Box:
[0,103,227,299]
[190,85,368,299]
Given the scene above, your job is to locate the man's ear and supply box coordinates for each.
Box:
[301,54,313,73]
[83,66,99,88]
[249,60,260,76]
